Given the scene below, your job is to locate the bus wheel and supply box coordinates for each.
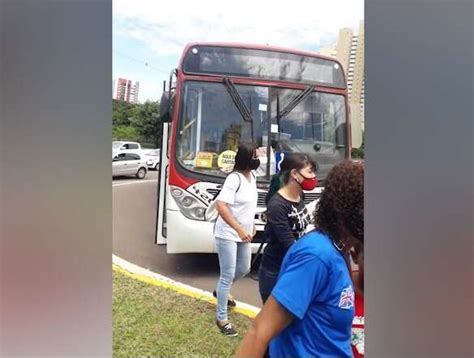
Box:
[136,168,147,179]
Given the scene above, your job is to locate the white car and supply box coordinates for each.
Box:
[145,149,160,170]
[112,152,148,179]
[112,141,142,156]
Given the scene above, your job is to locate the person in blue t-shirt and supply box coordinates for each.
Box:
[236,160,364,358]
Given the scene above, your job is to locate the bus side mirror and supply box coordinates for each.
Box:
[160,91,172,122]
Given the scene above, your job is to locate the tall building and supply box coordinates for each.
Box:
[113,78,140,104]
[320,20,364,148]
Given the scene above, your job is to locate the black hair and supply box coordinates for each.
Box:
[265,174,281,206]
[264,153,317,205]
[233,143,257,172]
[279,153,316,185]
[314,160,364,244]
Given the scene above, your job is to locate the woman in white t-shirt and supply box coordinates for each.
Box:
[214,143,259,337]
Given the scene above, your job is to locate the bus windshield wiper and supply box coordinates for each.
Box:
[274,85,315,149]
[223,78,253,122]
[278,85,315,118]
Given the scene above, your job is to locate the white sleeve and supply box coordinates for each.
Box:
[217,173,240,205]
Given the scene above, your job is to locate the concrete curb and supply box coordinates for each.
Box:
[112,254,261,318]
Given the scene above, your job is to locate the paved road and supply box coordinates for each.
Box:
[112,170,262,308]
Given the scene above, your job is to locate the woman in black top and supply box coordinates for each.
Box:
[259,153,317,303]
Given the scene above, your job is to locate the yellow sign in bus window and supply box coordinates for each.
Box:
[195,152,214,168]
[217,150,236,173]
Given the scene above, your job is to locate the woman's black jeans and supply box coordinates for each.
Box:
[258,265,280,358]
[258,265,280,304]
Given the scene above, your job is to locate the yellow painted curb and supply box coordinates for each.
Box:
[113,264,258,319]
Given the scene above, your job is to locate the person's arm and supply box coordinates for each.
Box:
[235,296,293,358]
[216,200,252,242]
[267,200,296,251]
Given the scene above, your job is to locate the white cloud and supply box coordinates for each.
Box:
[113,0,364,56]
[113,0,364,102]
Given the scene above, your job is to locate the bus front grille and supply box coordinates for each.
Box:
[258,192,321,207]
[207,189,320,208]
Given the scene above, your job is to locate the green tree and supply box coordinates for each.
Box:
[112,125,139,141]
[112,99,137,127]
[130,100,162,148]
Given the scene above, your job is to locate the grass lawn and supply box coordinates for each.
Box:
[113,269,253,357]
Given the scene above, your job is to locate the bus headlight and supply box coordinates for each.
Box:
[182,196,194,207]
[170,186,207,221]
[193,207,206,218]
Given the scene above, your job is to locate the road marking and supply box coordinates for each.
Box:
[112,179,157,187]
[112,254,260,318]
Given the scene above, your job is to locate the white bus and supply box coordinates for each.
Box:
[155,43,351,253]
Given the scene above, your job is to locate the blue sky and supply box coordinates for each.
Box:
[113,0,364,103]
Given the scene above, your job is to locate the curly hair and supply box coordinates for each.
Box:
[314,160,364,244]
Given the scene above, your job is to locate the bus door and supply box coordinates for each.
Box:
[155,121,170,244]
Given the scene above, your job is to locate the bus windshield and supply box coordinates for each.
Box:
[272,88,346,152]
[175,81,346,180]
